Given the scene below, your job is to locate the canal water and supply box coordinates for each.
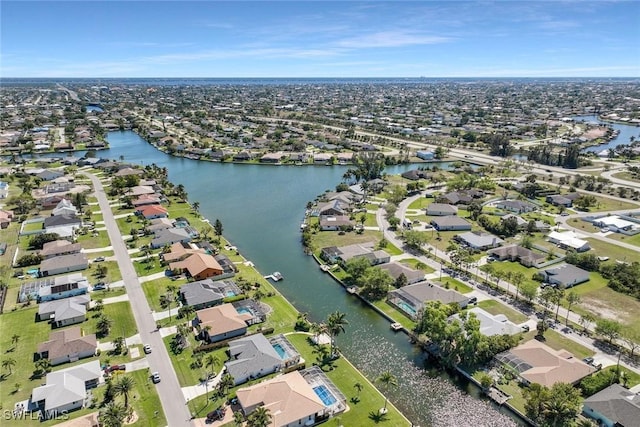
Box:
[574,114,640,153]
[103,131,522,426]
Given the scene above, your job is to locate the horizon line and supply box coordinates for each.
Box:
[2,76,639,80]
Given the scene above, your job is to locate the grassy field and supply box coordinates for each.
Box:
[123,369,168,426]
[86,301,138,341]
[588,196,639,213]
[481,261,540,291]
[608,232,640,248]
[524,329,595,360]
[407,197,431,210]
[585,238,636,264]
[435,277,473,294]
[141,277,187,312]
[76,229,111,249]
[311,229,383,252]
[398,258,435,273]
[476,299,528,323]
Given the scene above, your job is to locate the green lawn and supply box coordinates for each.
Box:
[163,332,218,386]
[398,258,435,274]
[535,330,595,360]
[589,196,639,212]
[476,300,528,323]
[125,369,168,425]
[133,258,165,277]
[310,230,383,252]
[435,277,473,294]
[363,213,379,227]
[372,300,416,330]
[86,301,138,341]
[76,229,111,249]
[287,333,410,427]
[22,221,44,233]
[407,197,431,210]
[481,261,540,291]
[142,277,188,312]
[585,238,636,265]
[608,232,640,248]
[86,260,123,284]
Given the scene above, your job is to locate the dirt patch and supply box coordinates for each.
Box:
[124,410,139,425]
[580,299,626,322]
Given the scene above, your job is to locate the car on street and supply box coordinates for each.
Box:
[560,212,569,216]
[93,256,105,262]
[143,344,152,354]
[151,371,161,383]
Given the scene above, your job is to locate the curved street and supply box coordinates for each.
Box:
[83,171,193,427]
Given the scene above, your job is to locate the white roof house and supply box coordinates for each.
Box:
[594,216,640,234]
[547,230,590,252]
[451,307,522,336]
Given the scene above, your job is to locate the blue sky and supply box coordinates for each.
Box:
[2,1,639,77]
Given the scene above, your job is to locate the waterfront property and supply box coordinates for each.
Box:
[30,360,102,419]
[195,300,265,343]
[495,339,595,387]
[179,278,242,310]
[451,307,522,337]
[320,241,390,265]
[169,252,224,280]
[36,327,97,366]
[582,384,640,427]
[378,262,425,284]
[388,282,470,320]
[236,367,346,426]
[225,333,285,385]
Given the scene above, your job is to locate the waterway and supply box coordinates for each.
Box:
[102,130,522,426]
[574,114,640,153]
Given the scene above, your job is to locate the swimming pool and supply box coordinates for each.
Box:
[225,291,236,297]
[398,301,417,316]
[236,307,253,315]
[272,343,287,359]
[313,385,337,406]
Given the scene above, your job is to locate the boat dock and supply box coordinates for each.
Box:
[264,271,283,281]
[390,322,403,331]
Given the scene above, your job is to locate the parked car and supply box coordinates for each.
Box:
[521,324,530,332]
[583,357,594,365]
[94,256,105,262]
[151,372,161,383]
[93,282,106,291]
[206,407,226,422]
[143,344,152,354]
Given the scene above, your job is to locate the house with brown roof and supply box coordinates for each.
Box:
[194,303,248,343]
[162,241,201,263]
[36,327,96,366]
[136,204,168,219]
[487,244,546,268]
[495,339,595,387]
[40,240,82,259]
[0,209,13,229]
[237,368,345,427]
[169,252,224,280]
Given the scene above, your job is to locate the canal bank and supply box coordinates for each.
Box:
[103,130,523,426]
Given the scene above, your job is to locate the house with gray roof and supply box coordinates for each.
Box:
[151,227,191,249]
[450,307,522,337]
[43,214,81,237]
[31,360,101,419]
[387,282,469,320]
[40,240,82,259]
[179,279,242,310]
[542,264,590,289]
[40,253,88,277]
[430,216,472,231]
[546,194,573,207]
[583,384,640,427]
[455,231,504,251]
[38,294,90,327]
[378,262,425,284]
[23,273,89,303]
[426,203,458,216]
[496,199,538,213]
[225,333,284,385]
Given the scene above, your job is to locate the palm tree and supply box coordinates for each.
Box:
[160,285,178,321]
[233,410,245,426]
[375,371,398,413]
[204,354,219,379]
[96,315,113,337]
[353,382,363,400]
[2,358,16,375]
[565,291,581,326]
[326,311,349,357]
[100,401,129,427]
[113,336,126,354]
[512,272,525,301]
[11,334,20,349]
[247,406,272,427]
[192,201,200,214]
[218,373,235,398]
[35,358,51,376]
[114,375,135,409]
[94,299,104,314]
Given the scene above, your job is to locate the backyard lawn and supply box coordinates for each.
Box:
[372,300,416,330]
[399,258,435,274]
[435,277,473,294]
[311,230,384,252]
[85,301,137,341]
[476,300,528,324]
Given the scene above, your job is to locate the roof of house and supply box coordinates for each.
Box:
[196,303,247,336]
[319,215,354,227]
[427,203,458,214]
[152,227,191,246]
[236,370,325,426]
[335,241,376,261]
[451,307,522,336]
[37,327,97,360]
[136,204,168,217]
[430,216,471,228]
[225,333,282,381]
[44,214,81,228]
[498,200,537,210]
[38,296,89,321]
[40,240,82,257]
[378,262,425,283]
[456,231,504,248]
[547,230,590,250]
[390,281,469,307]
[583,384,640,427]
[543,263,590,286]
[179,279,231,306]
[501,214,529,227]
[170,252,223,277]
[115,167,144,176]
[496,339,595,387]
[40,253,88,273]
[31,360,101,411]
[38,275,89,298]
[488,244,545,263]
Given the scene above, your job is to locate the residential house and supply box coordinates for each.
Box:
[43,214,81,238]
[233,151,254,161]
[593,216,640,235]
[455,231,504,251]
[40,253,88,277]
[317,199,349,216]
[147,217,173,232]
[439,190,484,206]
[45,182,75,194]
[151,227,191,249]
[320,242,390,265]
[426,203,458,216]
[237,368,345,427]
[430,216,472,231]
[546,194,573,207]
[416,150,435,160]
[126,185,155,197]
[313,153,332,164]
[547,230,591,252]
[51,199,78,217]
[114,167,144,177]
[195,303,249,343]
[260,152,286,163]
[179,279,242,310]
[37,170,64,181]
[378,262,425,284]
[495,339,595,387]
[0,181,8,198]
[28,273,89,303]
[496,200,538,213]
[169,252,224,280]
[487,245,546,268]
[0,209,13,229]
[225,333,284,385]
[31,360,101,419]
[132,193,162,207]
[583,384,640,427]
[40,240,82,259]
[542,264,590,288]
[387,282,469,320]
[40,195,68,209]
[318,215,355,231]
[37,294,90,327]
[450,307,522,337]
[36,327,97,366]
[401,169,429,181]
[136,204,168,219]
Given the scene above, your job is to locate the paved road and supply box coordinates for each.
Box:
[84,172,193,427]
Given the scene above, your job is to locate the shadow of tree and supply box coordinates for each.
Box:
[368,411,389,423]
[350,396,360,404]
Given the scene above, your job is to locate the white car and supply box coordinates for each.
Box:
[151,372,160,383]
[143,344,152,354]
